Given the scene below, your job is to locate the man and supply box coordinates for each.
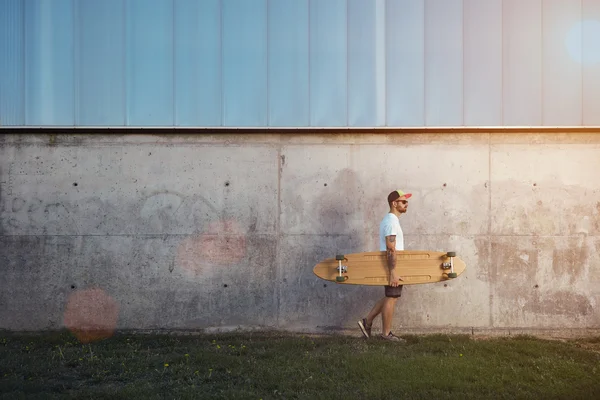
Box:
[357,189,411,341]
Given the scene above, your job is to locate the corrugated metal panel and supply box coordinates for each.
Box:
[1,0,599,127]
[268,0,309,127]
[503,0,543,126]
[222,0,268,126]
[464,0,502,126]
[0,0,25,126]
[175,0,221,127]
[126,0,174,126]
[425,0,463,126]
[348,0,386,127]
[309,0,347,126]
[543,0,582,125]
[582,0,600,125]
[77,0,125,126]
[386,0,425,127]
[24,0,75,125]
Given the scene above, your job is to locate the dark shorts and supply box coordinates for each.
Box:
[384,285,403,298]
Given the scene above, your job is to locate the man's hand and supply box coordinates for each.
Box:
[389,270,403,286]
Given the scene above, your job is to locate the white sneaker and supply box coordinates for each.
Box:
[357,319,372,338]
[381,332,405,342]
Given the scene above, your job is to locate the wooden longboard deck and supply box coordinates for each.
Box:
[313,250,466,286]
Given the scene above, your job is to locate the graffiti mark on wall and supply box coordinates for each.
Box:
[0,190,225,235]
[176,219,248,278]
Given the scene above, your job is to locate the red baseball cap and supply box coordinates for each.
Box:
[387,190,412,203]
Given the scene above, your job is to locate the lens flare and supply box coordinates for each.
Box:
[63,287,119,343]
[565,20,600,65]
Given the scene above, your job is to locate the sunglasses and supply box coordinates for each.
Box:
[395,200,408,205]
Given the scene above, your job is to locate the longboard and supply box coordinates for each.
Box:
[313,250,466,286]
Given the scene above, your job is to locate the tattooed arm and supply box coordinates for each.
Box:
[385,235,401,286]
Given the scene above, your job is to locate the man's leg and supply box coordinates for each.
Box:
[365,297,386,326]
[381,297,398,335]
[361,297,399,336]
[358,297,384,338]
[359,286,402,338]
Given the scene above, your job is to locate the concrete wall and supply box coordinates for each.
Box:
[1,133,599,336]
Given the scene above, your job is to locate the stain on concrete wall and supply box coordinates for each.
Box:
[491,235,598,328]
[0,134,599,336]
[0,164,4,236]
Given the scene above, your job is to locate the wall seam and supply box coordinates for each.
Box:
[276,144,282,329]
[488,133,493,330]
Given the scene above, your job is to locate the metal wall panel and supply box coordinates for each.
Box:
[348,0,386,127]
[386,0,425,127]
[268,0,309,127]
[503,0,543,126]
[309,0,347,126]
[543,0,582,126]
[77,0,125,126]
[425,0,463,126]
[2,0,600,127]
[25,0,75,125]
[582,0,600,125]
[222,0,268,127]
[126,0,174,126]
[464,0,502,126]
[0,0,25,126]
[174,0,221,127]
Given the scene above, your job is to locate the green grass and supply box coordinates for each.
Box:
[1,331,599,399]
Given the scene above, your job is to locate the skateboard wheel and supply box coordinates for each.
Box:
[335,276,347,282]
[448,272,458,279]
[335,254,345,261]
[446,252,456,257]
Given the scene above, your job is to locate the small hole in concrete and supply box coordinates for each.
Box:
[533,183,537,186]
[323,284,327,288]
[223,284,228,288]
[71,285,76,289]
[324,183,327,187]
[443,183,447,187]
[534,284,539,288]
[225,181,230,187]
[444,284,448,287]
[73,182,78,187]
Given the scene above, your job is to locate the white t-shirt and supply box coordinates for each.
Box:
[379,213,404,251]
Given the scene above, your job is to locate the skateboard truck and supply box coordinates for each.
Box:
[442,251,458,279]
[335,254,348,282]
